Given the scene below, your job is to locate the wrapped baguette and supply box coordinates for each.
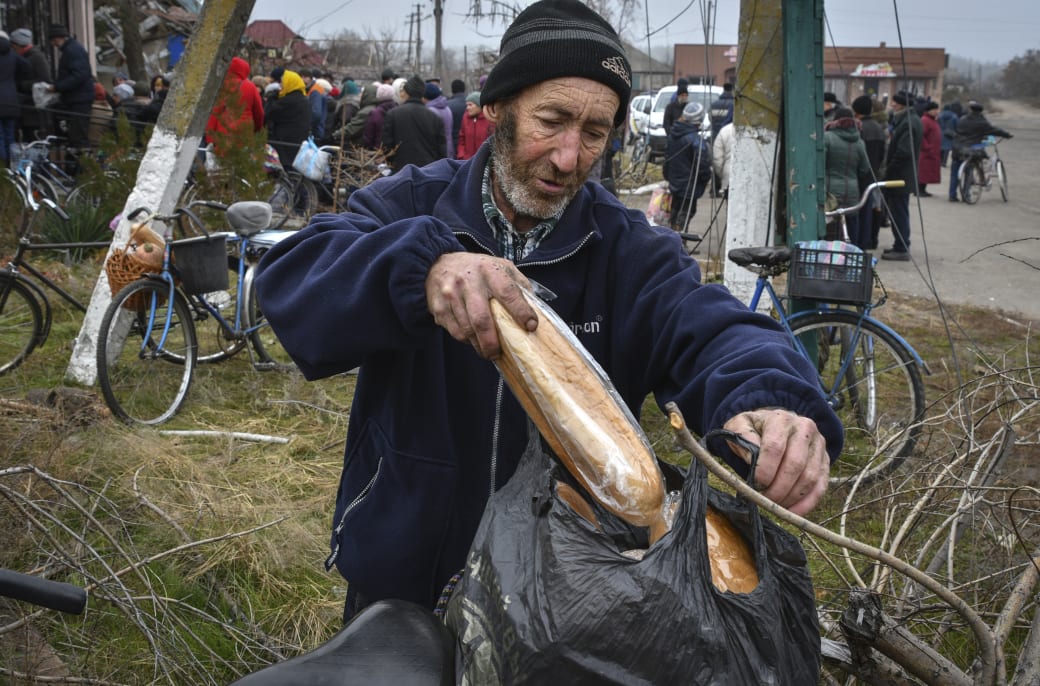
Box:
[490,290,669,544]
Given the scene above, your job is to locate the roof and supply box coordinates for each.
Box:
[245,20,301,48]
[244,20,325,67]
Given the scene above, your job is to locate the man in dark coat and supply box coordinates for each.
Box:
[0,30,30,167]
[446,79,467,153]
[709,81,734,139]
[948,101,1012,202]
[9,28,50,142]
[382,74,446,173]
[881,92,922,260]
[664,101,711,233]
[254,0,839,623]
[46,24,95,148]
[662,77,688,135]
[851,95,886,249]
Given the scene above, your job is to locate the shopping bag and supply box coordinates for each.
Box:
[646,185,671,225]
[32,82,61,109]
[445,431,821,685]
[292,136,329,182]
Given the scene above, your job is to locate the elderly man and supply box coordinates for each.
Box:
[255,0,840,623]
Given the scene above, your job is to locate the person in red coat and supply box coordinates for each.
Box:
[205,56,264,153]
[456,92,494,160]
[917,102,942,196]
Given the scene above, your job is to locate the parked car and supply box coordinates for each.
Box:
[628,93,653,143]
[647,84,723,159]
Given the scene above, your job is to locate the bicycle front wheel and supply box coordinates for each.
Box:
[97,280,197,424]
[789,310,925,486]
[996,159,1008,201]
[960,159,984,205]
[243,266,293,368]
[0,276,44,375]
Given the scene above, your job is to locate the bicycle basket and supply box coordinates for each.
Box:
[105,225,167,309]
[171,234,228,295]
[788,241,873,305]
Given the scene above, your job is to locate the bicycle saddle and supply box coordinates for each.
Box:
[226,201,274,237]
[728,245,791,268]
[229,599,455,686]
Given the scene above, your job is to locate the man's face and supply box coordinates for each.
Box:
[488,77,618,222]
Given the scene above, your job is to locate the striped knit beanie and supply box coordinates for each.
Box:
[480,0,631,127]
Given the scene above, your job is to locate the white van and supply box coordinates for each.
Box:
[647,84,723,159]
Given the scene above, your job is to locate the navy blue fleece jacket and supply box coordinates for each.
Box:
[254,142,843,609]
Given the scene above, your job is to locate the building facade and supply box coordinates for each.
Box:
[1,0,96,74]
[673,42,948,102]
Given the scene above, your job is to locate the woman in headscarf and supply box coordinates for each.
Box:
[264,70,311,168]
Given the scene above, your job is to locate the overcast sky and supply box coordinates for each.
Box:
[249,0,1040,66]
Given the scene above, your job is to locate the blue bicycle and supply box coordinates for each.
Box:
[728,181,928,486]
[95,201,295,425]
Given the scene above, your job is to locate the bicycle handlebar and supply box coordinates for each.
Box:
[0,568,87,615]
[825,180,905,217]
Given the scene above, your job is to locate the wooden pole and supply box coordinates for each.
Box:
[722,0,784,306]
[66,0,258,385]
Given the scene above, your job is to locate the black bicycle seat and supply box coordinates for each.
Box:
[226,201,274,236]
[728,245,791,269]
[229,599,455,686]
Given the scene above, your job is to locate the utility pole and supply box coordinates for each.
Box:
[724,0,825,309]
[433,0,444,79]
[723,0,784,305]
[67,0,257,384]
[407,10,414,67]
[415,2,423,74]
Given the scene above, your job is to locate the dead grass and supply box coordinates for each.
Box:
[1,253,1038,683]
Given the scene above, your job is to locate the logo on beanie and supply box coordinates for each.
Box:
[602,55,631,87]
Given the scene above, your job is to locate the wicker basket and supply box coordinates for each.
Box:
[104,224,167,310]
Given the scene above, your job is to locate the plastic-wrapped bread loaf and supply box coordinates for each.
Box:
[490,291,669,544]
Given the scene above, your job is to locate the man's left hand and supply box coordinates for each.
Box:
[723,408,830,515]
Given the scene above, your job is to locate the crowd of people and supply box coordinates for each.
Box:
[820,89,1013,261]
[1,23,497,178]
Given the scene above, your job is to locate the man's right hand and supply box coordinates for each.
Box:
[425,252,538,359]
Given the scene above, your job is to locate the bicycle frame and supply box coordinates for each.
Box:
[747,279,925,399]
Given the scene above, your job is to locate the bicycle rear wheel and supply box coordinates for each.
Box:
[193,258,248,363]
[0,276,44,375]
[960,159,984,205]
[267,173,294,229]
[97,279,197,424]
[286,171,319,227]
[996,159,1008,201]
[243,266,294,368]
[789,310,925,486]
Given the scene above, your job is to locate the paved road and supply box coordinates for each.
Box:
[873,99,1040,324]
[623,99,1040,323]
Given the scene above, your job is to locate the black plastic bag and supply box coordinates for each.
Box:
[445,433,820,685]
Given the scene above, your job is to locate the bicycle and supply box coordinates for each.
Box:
[95,201,296,425]
[727,181,928,486]
[958,135,1008,205]
[8,136,86,204]
[0,177,109,375]
[0,568,452,685]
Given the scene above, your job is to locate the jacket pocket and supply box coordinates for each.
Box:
[327,419,458,604]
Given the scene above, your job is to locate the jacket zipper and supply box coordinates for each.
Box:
[325,456,383,571]
[451,229,597,267]
[450,227,593,499]
[489,378,505,497]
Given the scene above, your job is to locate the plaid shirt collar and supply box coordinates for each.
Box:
[481,152,562,263]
